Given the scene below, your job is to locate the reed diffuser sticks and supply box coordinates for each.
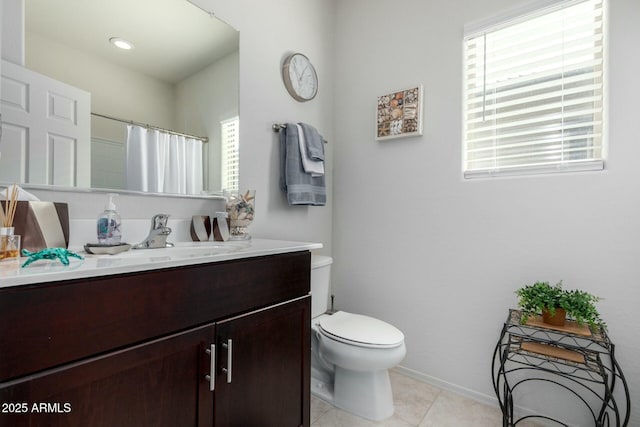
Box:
[0,184,20,260]
[3,184,19,228]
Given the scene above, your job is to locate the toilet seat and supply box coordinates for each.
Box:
[317,311,404,349]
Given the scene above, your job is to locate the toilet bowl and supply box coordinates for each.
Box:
[310,256,406,421]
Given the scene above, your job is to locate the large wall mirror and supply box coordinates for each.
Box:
[0,0,239,196]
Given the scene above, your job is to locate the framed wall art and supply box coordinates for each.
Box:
[376,85,423,141]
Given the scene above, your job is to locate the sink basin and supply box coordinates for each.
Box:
[87,241,250,259]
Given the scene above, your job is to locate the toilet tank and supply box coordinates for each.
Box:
[311,255,333,318]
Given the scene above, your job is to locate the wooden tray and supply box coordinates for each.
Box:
[525,315,591,337]
[521,342,585,364]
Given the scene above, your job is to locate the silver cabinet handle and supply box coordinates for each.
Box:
[205,344,215,391]
[222,339,233,383]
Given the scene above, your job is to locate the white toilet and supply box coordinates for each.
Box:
[310,255,406,421]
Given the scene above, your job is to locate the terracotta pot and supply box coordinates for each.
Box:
[542,307,566,326]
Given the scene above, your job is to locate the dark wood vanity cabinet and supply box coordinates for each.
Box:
[0,251,311,427]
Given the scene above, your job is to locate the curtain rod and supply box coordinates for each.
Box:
[91,112,209,143]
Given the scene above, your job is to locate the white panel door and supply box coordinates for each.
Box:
[0,59,90,187]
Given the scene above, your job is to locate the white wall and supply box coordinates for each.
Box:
[175,50,239,191]
[333,0,640,425]
[191,0,335,253]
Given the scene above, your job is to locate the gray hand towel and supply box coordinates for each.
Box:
[298,123,325,161]
[280,124,326,206]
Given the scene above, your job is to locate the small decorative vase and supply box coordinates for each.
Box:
[0,227,21,261]
[225,190,255,240]
[542,307,566,326]
[190,215,211,242]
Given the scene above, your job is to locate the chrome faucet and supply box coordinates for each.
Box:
[133,214,174,249]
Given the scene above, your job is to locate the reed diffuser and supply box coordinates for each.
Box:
[1,185,21,260]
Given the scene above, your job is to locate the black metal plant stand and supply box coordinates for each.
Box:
[492,309,630,426]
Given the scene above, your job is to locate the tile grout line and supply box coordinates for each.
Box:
[414,388,442,427]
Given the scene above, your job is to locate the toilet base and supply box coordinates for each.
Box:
[333,367,394,421]
[311,369,334,403]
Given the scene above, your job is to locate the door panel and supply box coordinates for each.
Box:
[0,59,90,186]
[215,296,311,427]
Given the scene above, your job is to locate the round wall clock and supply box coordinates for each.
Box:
[282,53,318,102]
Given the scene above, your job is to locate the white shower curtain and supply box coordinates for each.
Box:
[126,125,203,195]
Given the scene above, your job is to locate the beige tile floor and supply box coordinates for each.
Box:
[310,370,542,427]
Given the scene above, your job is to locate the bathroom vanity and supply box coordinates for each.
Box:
[0,240,319,427]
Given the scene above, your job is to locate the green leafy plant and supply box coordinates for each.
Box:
[515,281,604,330]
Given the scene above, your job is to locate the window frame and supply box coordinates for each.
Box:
[462,0,606,179]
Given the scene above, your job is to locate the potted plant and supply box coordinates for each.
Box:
[515,281,604,330]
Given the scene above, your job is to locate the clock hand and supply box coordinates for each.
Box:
[290,63,301,83]
[297,65,309,84]
[292,60,302,80]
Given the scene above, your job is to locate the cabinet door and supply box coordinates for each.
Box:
[214,296,311,427]
[0,323,216,427]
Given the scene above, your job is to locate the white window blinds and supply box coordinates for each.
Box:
[463,0,604,178]
[221,117,239,191]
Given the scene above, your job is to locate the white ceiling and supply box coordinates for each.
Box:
[26,0,239,84]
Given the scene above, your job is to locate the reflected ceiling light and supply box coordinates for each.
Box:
[109,37,134,50]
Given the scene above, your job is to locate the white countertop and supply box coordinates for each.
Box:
[0,239,322,288]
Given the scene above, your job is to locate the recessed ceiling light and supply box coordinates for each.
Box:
[109,37,134,50]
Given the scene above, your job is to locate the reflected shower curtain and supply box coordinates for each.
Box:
[126,125,203,195]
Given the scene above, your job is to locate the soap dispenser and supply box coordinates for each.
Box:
[97,193,122,245]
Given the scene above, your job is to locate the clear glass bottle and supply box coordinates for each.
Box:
[97,194,122,245]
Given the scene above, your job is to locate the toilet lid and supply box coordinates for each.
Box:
[318,311,404,348]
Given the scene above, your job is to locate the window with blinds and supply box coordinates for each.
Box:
[221,117,239,191]
[463,0,605,178]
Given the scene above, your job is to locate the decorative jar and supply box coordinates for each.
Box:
[0,227,21,261]
[225,190,255,240]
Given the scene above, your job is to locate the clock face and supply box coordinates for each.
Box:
[283,53,318,102]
